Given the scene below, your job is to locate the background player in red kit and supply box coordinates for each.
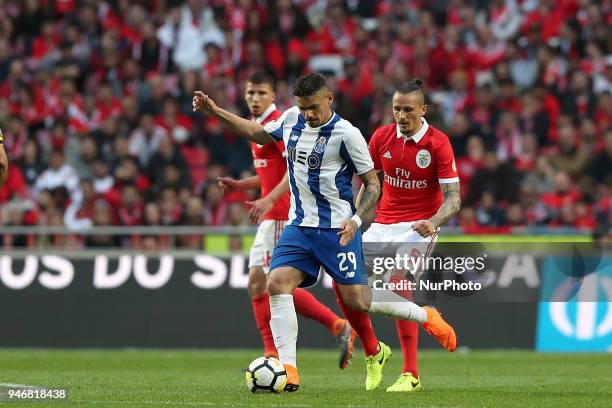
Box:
[0,129,7,188]
[359,79,461,392]
[217,72,356,369]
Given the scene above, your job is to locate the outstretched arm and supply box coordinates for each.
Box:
[192,91,273,145]
[218,175,261,192]
[355,169,381,220]
[355,170,382,223]
[338,169,381,246]
[247,173,290,223]
[413,182,461,237]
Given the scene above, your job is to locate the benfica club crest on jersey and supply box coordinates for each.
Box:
[313,137,327,154]
[416,149,432,168]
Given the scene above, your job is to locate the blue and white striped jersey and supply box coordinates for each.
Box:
[263,106,374,228]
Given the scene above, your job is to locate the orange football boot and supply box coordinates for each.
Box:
[421,306,457,352]
[284,364,300,392]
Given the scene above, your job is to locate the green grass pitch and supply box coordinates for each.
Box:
[0,349,610,408]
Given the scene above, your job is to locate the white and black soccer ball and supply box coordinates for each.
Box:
[245,356,287,393]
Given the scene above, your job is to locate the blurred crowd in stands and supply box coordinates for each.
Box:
[0,0,610,248]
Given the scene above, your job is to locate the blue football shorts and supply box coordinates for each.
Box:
[269,225,367,288]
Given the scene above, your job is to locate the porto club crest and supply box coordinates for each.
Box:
[313,137,327,154]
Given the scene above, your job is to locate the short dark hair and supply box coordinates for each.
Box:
[291,73,327,97]
[396,78,425,95]
[395,78,426,104]
[247,71,275,89]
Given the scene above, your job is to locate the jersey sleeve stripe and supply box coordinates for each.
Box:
[263,109,294,142]
[439,177,460,183]
[338,140,357,173]
[335,163,356,214]
[268,123,284,141]
[337,141,357,213]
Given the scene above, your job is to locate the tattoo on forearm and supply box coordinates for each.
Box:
[429,182,461,228]
[356,171,381,220]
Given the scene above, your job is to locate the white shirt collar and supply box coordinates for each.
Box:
[254,103,277,124]
[396,118,429,143]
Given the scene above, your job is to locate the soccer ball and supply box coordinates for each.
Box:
[245,356,287,393]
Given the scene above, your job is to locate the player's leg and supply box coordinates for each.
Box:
[385,229,437,391]
[266,225,321,392]
[380,267,421,391]
[316,228,391,390]
[293,287,357,369]
[383,270,421,392]
[332,281,378,355]
[293,288,344,337]
[266,266,305,392]
[247,266,278,358]
[337,268,456,351]
[361,224,456,352]
[331,280,378,353]
[334,282,392,391]
[264,221,356,368]
[316,229,377,351]
[247,222,278,358]
[364,272,456,351]
[386,321,422,392]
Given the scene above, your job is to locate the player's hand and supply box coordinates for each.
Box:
[412,220,436,238]
[192,91,217,115]
[217,177,241,193]
[246,197,273,224]
[338,218,358,246]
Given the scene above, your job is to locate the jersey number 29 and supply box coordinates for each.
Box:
[337,252,357,273]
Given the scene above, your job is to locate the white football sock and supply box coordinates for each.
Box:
[269,294,298,367]
[369,289,427,323]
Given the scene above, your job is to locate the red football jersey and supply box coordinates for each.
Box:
[369,120,459,223]
[251,105,290,221]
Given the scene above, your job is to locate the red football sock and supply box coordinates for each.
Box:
[293,288,339,333]
[251,294,277,356]
[332,281,379,356]
[389,273,419,377]
[396,320,419,378]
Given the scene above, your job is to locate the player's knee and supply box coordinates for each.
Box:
[265,276,284,296]
[247,279,266,298]
[266,273,295,296]
[266,267,303,295]
[247,268,267,298]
